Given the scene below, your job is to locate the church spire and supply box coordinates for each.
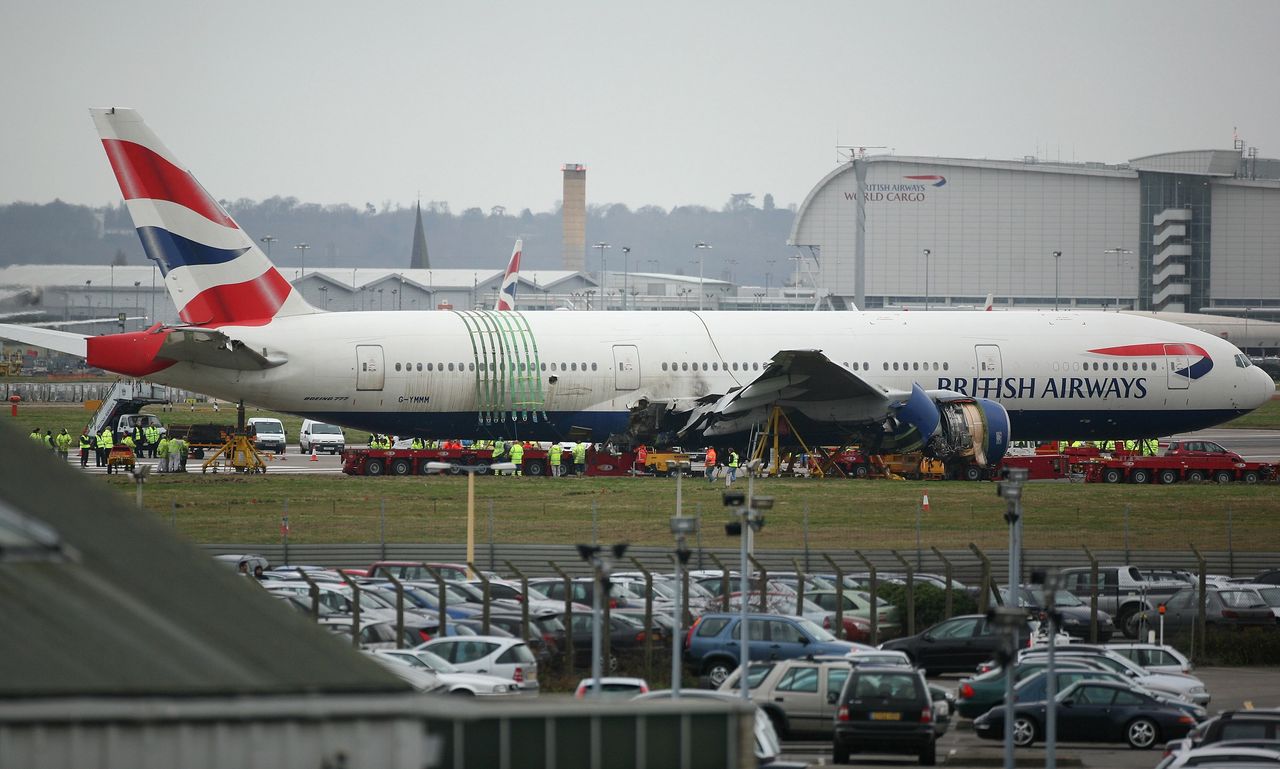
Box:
[410,199,430,269]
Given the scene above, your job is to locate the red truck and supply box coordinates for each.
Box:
[342,445,565,477]
[1081,439,1274,484]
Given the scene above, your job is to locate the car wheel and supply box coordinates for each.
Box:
[366,459,385,476]
[853,464,869,479]
[450,688,476,696]
[919,740,937,766]
[833,741,850,764]
[391,458,413,476]
[765,708,789,740]
[1103,468,1122,484]
[1013,716,1037,747]
[1130,468,1150,484]
[1244,470,1260,484]
[1186,470,1206,483]
[1117,607,1142,639]
[1159,469,1179,484]
[703,659,733,688]
[1126,717,1159,749]
[527,460,546,477]
[1215,470,1233,484]
[964,465,983,482]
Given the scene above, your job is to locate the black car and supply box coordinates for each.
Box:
[997,585,1115,642]
[973,680,1198,750]
[881,614,1031,675]
[832,665,937,765]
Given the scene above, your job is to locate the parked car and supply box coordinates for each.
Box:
[1106,642,1193,674]
[1233,583,1280,619]
[631,689,805,769]
[832,665,939,765]
[574,677,650,698]
[973,680,1199,749]
[246,417,286,454]
[684,612,866,688]
[418,636,539,694]
[1058,565,1185,638]
[806,588,903,639]
[956,660,1107,719]
[1158,745,1280,769]
[996,584,1116,642]
[364,652,446,692]
[368,561,471,581]
[372,649,520,696]
[319,617,419,650]
[529,577,631,609]
[1013,670,1205,722]
[298,419,345,454]
[881,614,1032,675]
[564,611,659,670]
[1018,647,1210,705]
[1157,586,1276,632]
[1159,708,1280,765]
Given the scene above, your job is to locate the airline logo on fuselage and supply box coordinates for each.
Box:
[1088,343,1213,380]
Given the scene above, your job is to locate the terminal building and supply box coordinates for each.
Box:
[789,144,1280,315]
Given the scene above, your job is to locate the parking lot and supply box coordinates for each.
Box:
[779,666,1280,768]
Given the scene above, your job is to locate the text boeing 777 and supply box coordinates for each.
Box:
[0,108,1272,474]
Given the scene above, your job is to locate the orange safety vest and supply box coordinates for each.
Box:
[706,448,718,465]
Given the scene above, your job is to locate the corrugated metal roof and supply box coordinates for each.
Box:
[0,423,410,698]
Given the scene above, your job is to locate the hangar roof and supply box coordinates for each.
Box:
[0,424,410,698]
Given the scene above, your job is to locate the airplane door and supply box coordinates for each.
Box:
[356,345,385,391]
[1164,344,1190,390]
[975,344,1003,381]
[613,345,640,390]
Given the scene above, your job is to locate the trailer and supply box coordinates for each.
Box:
[342,445,566,477]
[1080,440,1275,484]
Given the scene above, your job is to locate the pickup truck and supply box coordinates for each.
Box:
[1058,565,1185,639]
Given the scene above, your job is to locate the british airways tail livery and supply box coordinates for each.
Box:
[0,108,1273,474]
[494,240,522,311]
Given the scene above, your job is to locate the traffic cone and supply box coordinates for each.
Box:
[310,446,318,462]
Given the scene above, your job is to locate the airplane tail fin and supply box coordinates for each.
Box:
[984,292,994,311]
[494,239,522,311]
[90,108,318,327]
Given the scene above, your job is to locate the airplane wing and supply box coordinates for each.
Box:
[673,349,904,438]
[156,328,287,370]
[0,324,88,358]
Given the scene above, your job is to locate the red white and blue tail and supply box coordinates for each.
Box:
[91,108,317,327]
[494,239,522,311]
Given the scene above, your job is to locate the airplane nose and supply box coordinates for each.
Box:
[1250,366,1276,409]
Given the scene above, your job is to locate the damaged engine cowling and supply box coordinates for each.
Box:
[888,384,1011,467]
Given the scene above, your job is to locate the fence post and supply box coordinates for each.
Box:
[707,553,731,611]
[1190,544,1207,662]
[423,564,447,639]
[503,560,531,643]
[854,550,879,646]
[1227,504,1234,577]
[1083,546,1099,644]
[969,543,992,615]
[380,498,387,561]
[282,499,289,565]
[931,546,954,620]
[748,554,767,612]
[1123,504,1131,564]
[385,573,406,649]
[551,561,575,675]
[822,554,847,641]
[469,561,491,635]
[892,550,915,638]
[339,571,362,649]
[791,558,807,618]
[296,567,321,620]
[803,504,811,573]
[629,556,655,682]
[488,500,496,573]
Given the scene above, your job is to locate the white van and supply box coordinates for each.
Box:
[246,417,286,454]
[300,419,346,454]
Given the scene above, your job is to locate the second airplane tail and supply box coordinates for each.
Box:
[91,107,318,327]
[494,239,522,311]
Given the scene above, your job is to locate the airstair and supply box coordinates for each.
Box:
[87,379,171,437]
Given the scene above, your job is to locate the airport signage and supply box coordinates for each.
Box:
[845,175,948,203]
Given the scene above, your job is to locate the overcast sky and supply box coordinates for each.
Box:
[3,0,1277,214]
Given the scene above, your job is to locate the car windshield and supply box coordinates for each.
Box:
[649,581,678,600]
[253,420,284,435]
[415,649,459,673]
[848,672,920,702]
[998,587,1038,607]
[1255,587,1280,608]
[728,663,776,690]
[311,423,342,434]
[684,580,716,599]
[356,590,396,610]
[524,584,551,601]
[1221,589,1269,609]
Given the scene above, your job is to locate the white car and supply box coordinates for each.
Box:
[1233,583,1280,619]
[1106,642,1193,674]
[418,636,539,694]
[373,649,520,696]
[1021,648,1209,705]
[266,581,438,629]
[364,652,446,692]
[299,419,346,454]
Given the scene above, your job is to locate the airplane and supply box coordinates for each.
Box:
[494,240,521,311]
[0,108,1273,475]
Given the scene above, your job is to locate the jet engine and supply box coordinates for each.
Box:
[889,384,1010,467]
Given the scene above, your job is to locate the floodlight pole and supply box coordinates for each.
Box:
[738,504,750,703]
[998,468,1027,769]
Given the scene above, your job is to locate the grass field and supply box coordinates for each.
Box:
[7,400,1280,553]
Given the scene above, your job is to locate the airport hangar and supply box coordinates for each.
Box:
[789,146,1280,318]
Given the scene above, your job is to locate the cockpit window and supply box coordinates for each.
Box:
[1235,354,1252,368]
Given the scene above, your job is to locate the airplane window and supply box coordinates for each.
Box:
[394,363,401,372]
[438,362,444,370]
[893,363,899,371]
[591,363,597,371]
[427,363,433,371]
[662,363,668,371]
[932,362,939,371]
[942,362,948,371]
[712,362,719,371]
[1122,362,1129,371]
[753,363,760,370]
[682,362,688,371]
[448,363,454,371]
[571,363,578,371]
[732,363,738,371]
[469,363,476,371]
[884,363,889,371]
[540,363,546,371]
[912,362,919,371]
[581,362,588,370]
[416,363,423,372]
[1072,362,1079,371]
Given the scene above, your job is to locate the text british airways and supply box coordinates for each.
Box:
[936,377,1149,400]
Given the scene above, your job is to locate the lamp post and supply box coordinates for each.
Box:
[577,542,628,697]
[133,281,141,328]
[922,248,931,310]
[695,242,713,310]
[996,467,1027,769]
[723,479,773,703]
[621,247,631,311]
[1103,247,1133,311]
[425,461,516,577]
[259,235,277,260]
[294,242,310,278]
[670,461,695,698]
[318,285,329,309]
[1052,251,1063,311]
[594,242,610,309]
